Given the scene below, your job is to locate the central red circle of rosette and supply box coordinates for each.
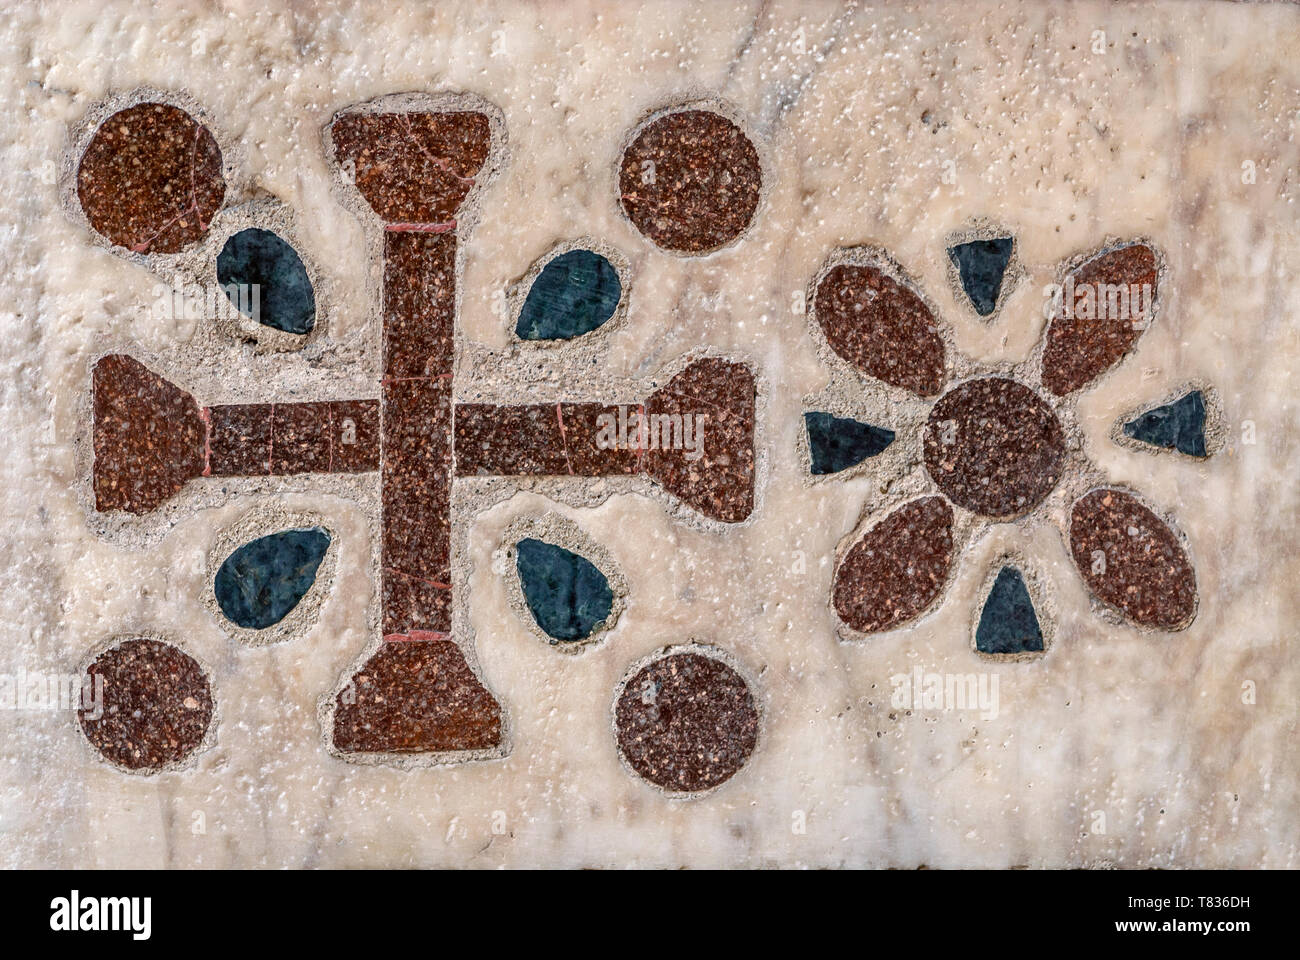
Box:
[923,377,1066,518]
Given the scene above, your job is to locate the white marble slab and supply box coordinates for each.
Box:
[0,0,1296,868]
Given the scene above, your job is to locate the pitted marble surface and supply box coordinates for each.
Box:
[1,0,1297,868]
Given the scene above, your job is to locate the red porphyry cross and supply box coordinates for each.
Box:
[89,103,757,761]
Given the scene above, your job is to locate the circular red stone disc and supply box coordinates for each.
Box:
[618,110,761,254]
[924,378,1066,518]
[77,102,224,254]
[78,638,213,771]
[615,650,758,792]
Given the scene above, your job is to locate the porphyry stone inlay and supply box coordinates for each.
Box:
[77,102,224,254]
[614,649,758,793]
[82,95,760,769]
[619,109,761,254]
[822,235,1206,645]
[78,638,214,772]
[923,378,1066,519]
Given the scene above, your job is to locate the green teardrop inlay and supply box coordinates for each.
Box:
[216,227,316,335]
[515,537,614,641]
[515,249,621,340]
[214,527,331,629]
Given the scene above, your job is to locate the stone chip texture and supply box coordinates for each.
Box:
[77,102,224,253]
[1070,489,1197,629]
[92,354,206,514]
[330,111,489,225]
[615,652,758,792]
[923,378,1066,518]
[1041,243,1158,396]
[833,496,955,633]
[332,638,502,753]
[815,263,946,397]
[644,358,756,523]
[78,638,214,772]
[618,110,761,253]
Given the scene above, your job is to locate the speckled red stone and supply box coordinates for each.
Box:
[833,496,954,633]
[332,638,501,753]
[328,109,503,751]
[1070,489,1197,629]
[78,638,213,772]
[378,229,457,635]
[615,651,758,792]
[815,263,946,397]
[77,102,224,254]
[228,400,379,475]
[644,358,756,523]
[94,355,382,509]
[382,379,452,633]
[383,232,456,377]
[452,359,756,523]
[330,112,490,225]
[455,403,637,477]
[328,400,381,473]
[207,402,273,476]
[923,378,1066,518]
[619,110,761,253]
[92,354,205,514]
[1042,243,1158,396]
[268,402,330,474]
[382,572,452,641]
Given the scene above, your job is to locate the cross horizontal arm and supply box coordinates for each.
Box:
[207,400,379,477]
[454,402,640,477]
[91,353,379,514]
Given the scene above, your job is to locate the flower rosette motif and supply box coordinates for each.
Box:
[809,238,1202,652]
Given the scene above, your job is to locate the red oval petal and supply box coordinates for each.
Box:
[833,496,954,632]
[1070,489,1197,629]
[1041,243,1158,396]
[815,263,945,397]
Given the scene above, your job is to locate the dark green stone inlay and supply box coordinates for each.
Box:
[515,537,614,642]
[1123,391,1207,458]
[216,228,316,335]
[948,237,1013,316]
[515,249,621,340]
[214,527,331,629]
[975,566,1044,655]
[805,411,895,475]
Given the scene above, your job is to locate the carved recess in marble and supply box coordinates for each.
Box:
[814,238,1207,648]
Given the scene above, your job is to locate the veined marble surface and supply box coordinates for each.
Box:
[1,0,1297,868]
